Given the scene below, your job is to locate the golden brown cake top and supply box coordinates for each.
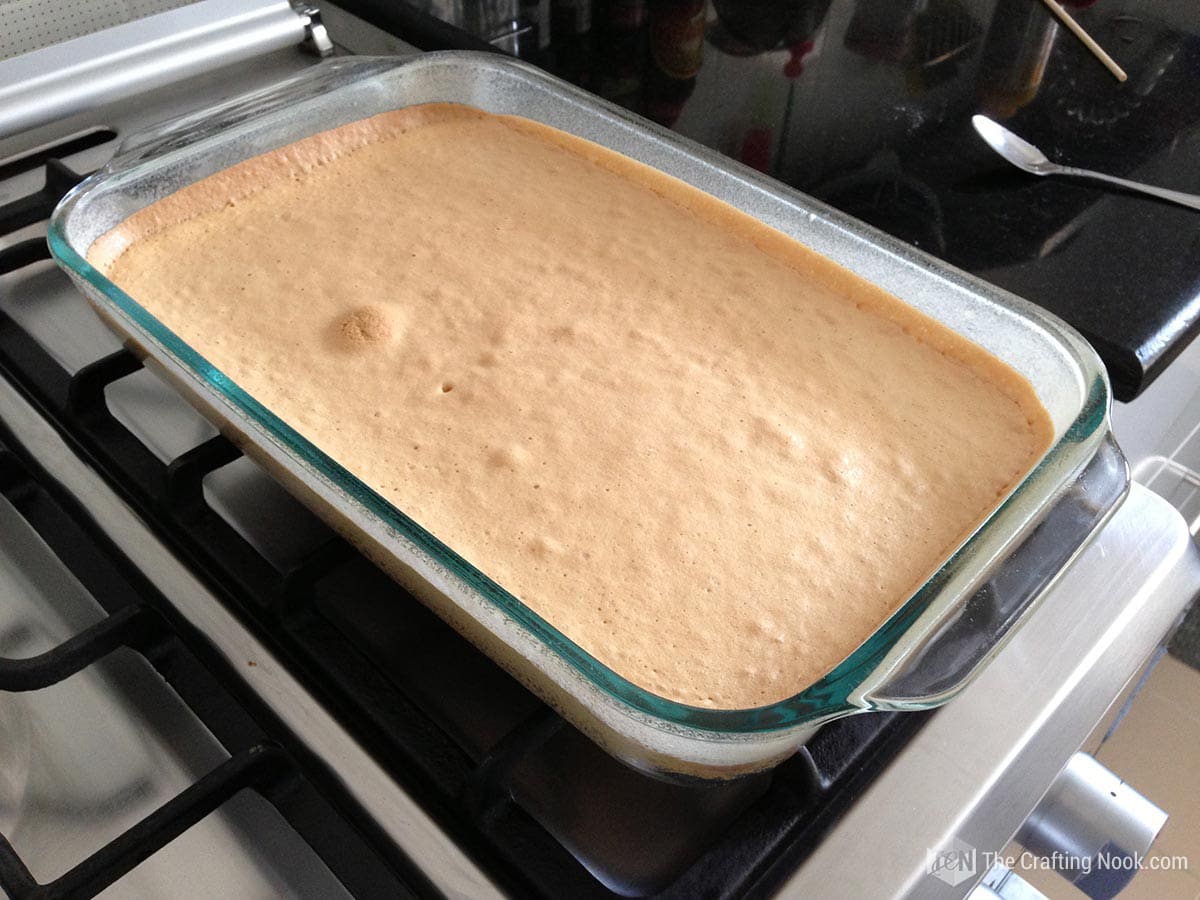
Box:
[91,103,1053,709]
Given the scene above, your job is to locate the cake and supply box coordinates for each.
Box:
[88,103,1054,709]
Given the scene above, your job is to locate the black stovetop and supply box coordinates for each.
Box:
[348,0,1200,401]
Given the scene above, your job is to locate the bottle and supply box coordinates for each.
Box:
[976,0,1059,118]
[643,0,706,127]
[551,0,593,85]
[593,0,649,108]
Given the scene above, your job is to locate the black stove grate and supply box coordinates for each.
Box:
[0,436,422,899]
[0,147,931,898]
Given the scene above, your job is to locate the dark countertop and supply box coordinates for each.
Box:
[345,0,1200,401]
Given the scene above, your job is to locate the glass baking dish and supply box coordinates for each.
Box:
[49,53,1128,780]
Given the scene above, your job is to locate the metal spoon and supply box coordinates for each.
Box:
[971,115,1200,212]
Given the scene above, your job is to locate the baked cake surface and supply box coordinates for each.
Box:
[90,103,1053,709]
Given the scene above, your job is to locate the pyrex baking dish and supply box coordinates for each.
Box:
[49,53,1128,780]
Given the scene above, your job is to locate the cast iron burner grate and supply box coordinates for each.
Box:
[0,434,423,899]
[0,142,930,898]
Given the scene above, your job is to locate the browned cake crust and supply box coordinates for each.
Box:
[91,103,1054,709]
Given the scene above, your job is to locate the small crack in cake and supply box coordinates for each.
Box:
[90,103,1053,709]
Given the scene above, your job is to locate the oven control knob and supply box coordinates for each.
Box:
[1016,752,1166,900]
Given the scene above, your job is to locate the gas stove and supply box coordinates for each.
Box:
[0,3,1197,899]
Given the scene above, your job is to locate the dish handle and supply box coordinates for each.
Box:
[857,434,1128,709]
